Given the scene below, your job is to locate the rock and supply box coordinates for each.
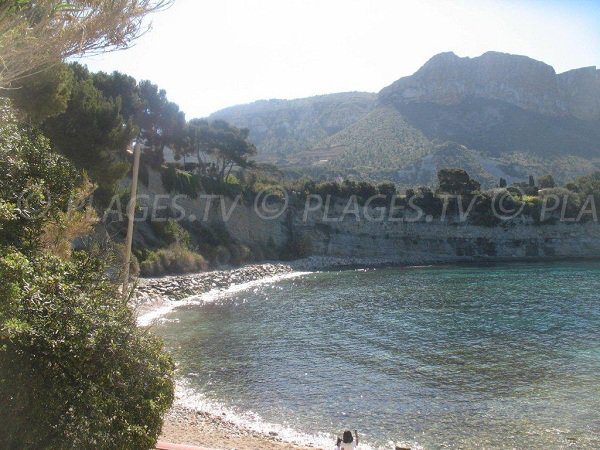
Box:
[379,51,600,121]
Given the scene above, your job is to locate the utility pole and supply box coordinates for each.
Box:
[123,140,142,298]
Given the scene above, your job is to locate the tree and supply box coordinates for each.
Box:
[437,168,480,195]
[377,182,396,199]
[537,174,556,189]
[4,63,74,124]
[0,0,172,87]
[137,80,186,167]
[0,98,174,448]
[184,119,257,183]
[92,69,142,121]
[413,186,443,216]
[498,177,507,188]
[42,64,136,203]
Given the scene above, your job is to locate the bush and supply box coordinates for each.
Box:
[0,99,174,449]
[139,244,208,277]
[150,219,191,247]
[437,168,480,195]
[0,249,174,449]
[160,164,200,198]
[0,100,78,252]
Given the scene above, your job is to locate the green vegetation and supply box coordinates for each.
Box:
[0,99,174,448]
[0,250,174,449]
[317,106,434,177]
[139,244,208,277]
[42,63,136,203]
[437,168,481,195]
[210,92,377,162]
[0,3,176,448]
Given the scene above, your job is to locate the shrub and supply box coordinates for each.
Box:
[139,244,208,277]
[160,164,200,198]
[150,219,190,247]
[437,168,480,195]
[0,100,78,252]
[0,99,174,448]
[0,249,174,449]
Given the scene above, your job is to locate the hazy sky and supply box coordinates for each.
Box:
[80,0,600,118]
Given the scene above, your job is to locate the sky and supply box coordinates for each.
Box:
[79,0,600,118]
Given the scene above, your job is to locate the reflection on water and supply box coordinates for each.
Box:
[154,261,600,449]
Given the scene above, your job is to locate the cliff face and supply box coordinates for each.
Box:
[289,198,600,262]
[131,172,600,265]
[379,51,600,121]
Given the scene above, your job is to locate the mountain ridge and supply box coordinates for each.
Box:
[379,51,600,121]
[209,51,600,186]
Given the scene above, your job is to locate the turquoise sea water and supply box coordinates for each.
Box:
[153,262,600,449]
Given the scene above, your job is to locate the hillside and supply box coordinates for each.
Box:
[209,52,600,186]
[210,92,376,163]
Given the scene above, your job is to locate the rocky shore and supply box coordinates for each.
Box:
[134,262,295,307]
[135,256,413,450]
[133,256,410,322]
[160,405,323,450]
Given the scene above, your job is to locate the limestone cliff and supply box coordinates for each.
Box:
[379,51,600,121]
[129,171,600,265]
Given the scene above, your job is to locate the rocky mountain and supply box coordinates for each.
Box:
[210,52,600,187]
[210,92,376,164]
[379,51,600,120]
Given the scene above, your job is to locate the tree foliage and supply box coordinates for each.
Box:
[437,168,481,195]
[137,80,186,167]
[0,0,172,87]
[0,249,174,449]
[0,99,78,252]
[42,63,136,203]
[5,63,74,124]
[181,119,257,183]
[0,99,174,448]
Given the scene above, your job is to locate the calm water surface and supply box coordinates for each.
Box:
[154,262,600,449]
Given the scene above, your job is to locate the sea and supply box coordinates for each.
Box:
[150,261,600,449]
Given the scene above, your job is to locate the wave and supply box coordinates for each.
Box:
[137,271,312,326]
[140,268,421,449]
[175,380,393,450]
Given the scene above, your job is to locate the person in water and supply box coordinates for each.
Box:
[339,429,359,449]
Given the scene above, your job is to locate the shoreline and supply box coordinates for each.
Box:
[134,255,415,325]
[135,254,600,323]
[159,404,324,450]
[136,255,599,450]
[135,257,396,450]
